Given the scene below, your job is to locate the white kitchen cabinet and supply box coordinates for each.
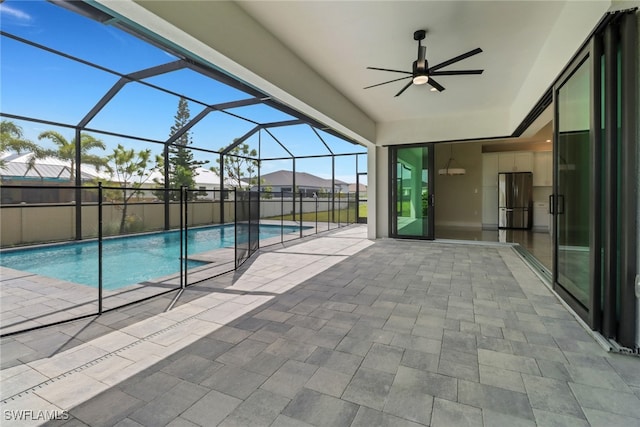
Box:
[533,151,552,186]
[482,186,499,228]
[497,152,533,173]
[482,153,499,186]
[514,152,533,172]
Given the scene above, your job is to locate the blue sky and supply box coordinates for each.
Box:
[0,0,366,183]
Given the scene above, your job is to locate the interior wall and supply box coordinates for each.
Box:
[434,142,483,228]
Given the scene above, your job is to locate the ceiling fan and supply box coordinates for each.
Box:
[364,30,484,97]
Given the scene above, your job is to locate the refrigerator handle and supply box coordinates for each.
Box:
[549,195,554,214]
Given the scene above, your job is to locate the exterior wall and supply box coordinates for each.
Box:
[260,197,352,218]
[1,205,75,246]
[0,202,236,247]
[374,146,389,238]
[366,144,377,239]
[0,197,357,247]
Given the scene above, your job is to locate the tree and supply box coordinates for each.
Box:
[210,142,258,189]
[0,120,48,170]
[38,130,107,181]
[157,97,207,199]
[103,144,159,234]
[249,176,273,199]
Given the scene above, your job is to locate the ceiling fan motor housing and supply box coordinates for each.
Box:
[413,60,429,77]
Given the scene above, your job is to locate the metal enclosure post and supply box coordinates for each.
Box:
[281,190,284,243]
[331,155,336,223]
[179,184,184,288]
[164,144,170,230]
[98,182,103,314]
[299,191,303,238]
[292,158,296,222]
[220,153,225,224]
[183,186,188,289]
[75,127,82,240]
[234,188,238,269]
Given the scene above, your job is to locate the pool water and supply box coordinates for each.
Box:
[0,224,299,290]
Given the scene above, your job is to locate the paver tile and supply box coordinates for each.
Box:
[569,382,640,419]
[181,389,242,426]
[342,366,395,410]
[458,379,534,421]
[430,398,482,427]
[281,388,359,427]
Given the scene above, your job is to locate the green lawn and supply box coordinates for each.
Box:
[269,203,367,222]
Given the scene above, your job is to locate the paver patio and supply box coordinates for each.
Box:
[1,224,639,426]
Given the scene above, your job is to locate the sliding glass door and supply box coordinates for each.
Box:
[551,10,637,347]
[390,145,434,239]
[554,52,593,315]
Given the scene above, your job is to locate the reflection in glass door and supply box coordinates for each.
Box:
[554,53,592,313]
[390,145,434,239]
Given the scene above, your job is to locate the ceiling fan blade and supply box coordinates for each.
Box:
[430,69,484,76]
[427,78,445,92]
[429,48,483,72]
[364,76,412,89]
[395,81,414,97]
[367,66,413,75]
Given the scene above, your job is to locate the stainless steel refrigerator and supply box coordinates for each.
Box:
[498,172,533,229]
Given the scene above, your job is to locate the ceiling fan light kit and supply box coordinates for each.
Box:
[413,75,429,85]
[365,29,484,96]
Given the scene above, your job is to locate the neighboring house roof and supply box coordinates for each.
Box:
[256,170,347,189]
[348,183,367,192]
[0,152,106,182]
[0,152,243,188]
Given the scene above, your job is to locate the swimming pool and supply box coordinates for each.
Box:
[0,224,301,290]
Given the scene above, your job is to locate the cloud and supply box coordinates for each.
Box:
[0,3,33,21]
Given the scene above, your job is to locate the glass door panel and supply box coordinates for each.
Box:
[555,56,591,309]
[391,145,434,239]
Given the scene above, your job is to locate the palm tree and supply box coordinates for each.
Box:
[38,130,107,181]
[0,120,48,170]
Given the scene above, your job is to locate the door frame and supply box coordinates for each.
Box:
[389,143,435,240]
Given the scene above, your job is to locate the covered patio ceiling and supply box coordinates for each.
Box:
[95,0,615,146]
